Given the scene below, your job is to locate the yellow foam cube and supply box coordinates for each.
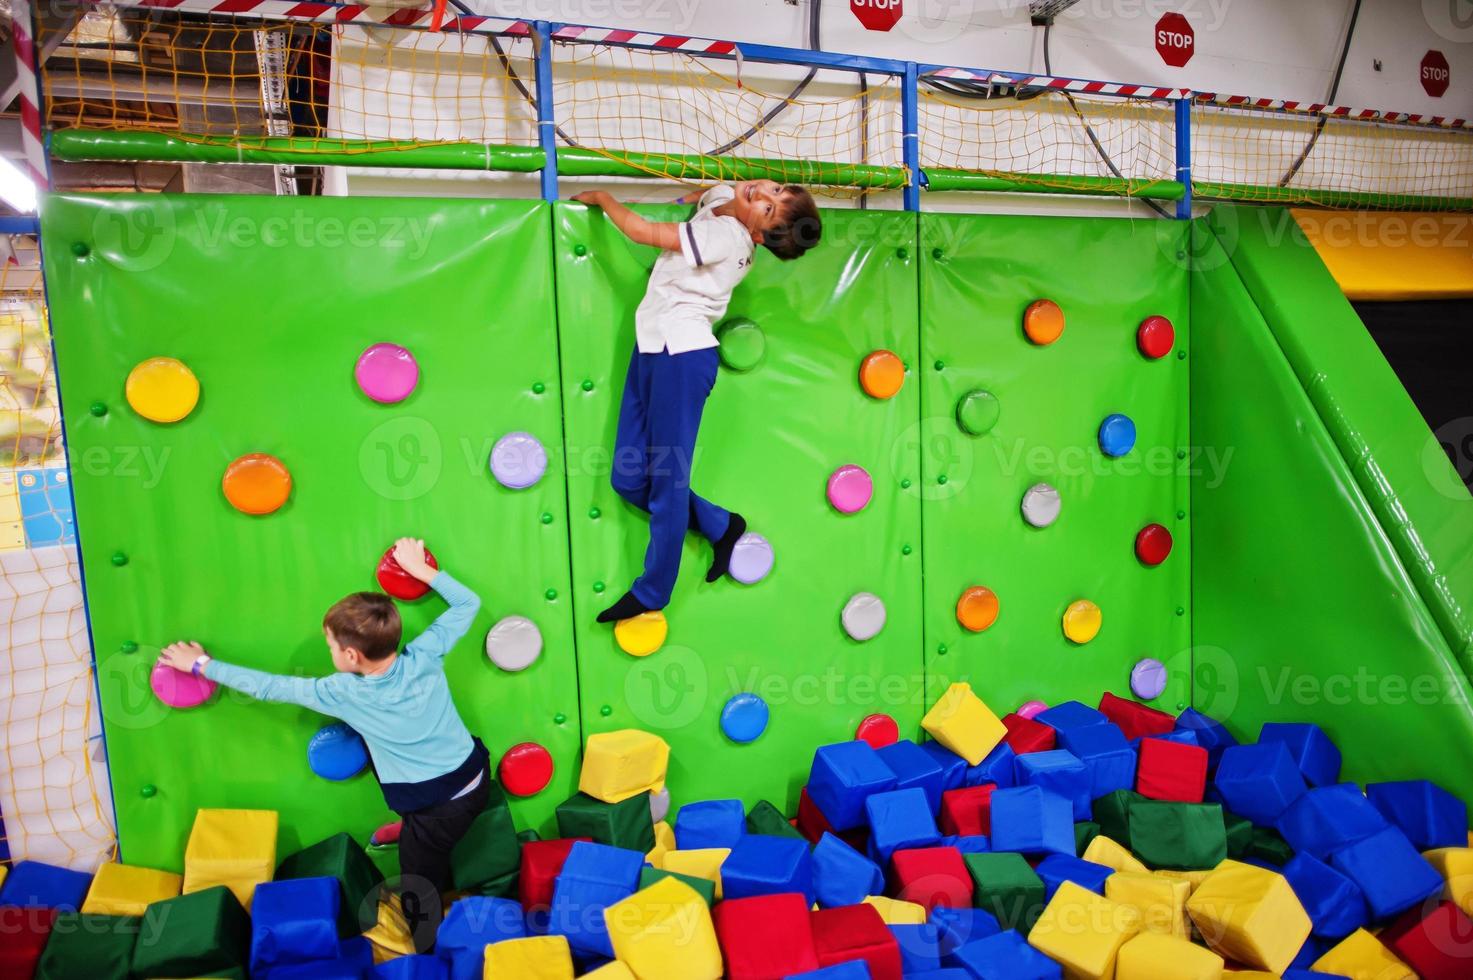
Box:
[365,894,416,963]
[1153,868,1213,894]
[1028,880,1140,980]
[1115,932,1224,980]
[0,865,7,891]
[182,808,278,910]
[604,877,722,980]
[646,820,675,869]
[582,963,636,979]
[483,935,575,979]
[921,682,1006,765]
[1313,929,1415,979]
[661,848,729,900]
[1185,860,1311,974]
[1084,835,1148,874]
[863,895,927,925]
[1424,846,1473,917]
[579,730,671,804]
[82,862,183,916]
[1107,871,1191,938]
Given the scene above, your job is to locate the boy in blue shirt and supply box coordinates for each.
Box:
[159,537,482,949]
[573,180,821,623]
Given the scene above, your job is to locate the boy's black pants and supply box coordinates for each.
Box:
[396,774,492,952]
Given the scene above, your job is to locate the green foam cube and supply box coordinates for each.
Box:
[1094,789,1143,845]
[555,790,655,853]
[366,842,400,883]
[129,886,249,979]
[747,800,806,842]
[36,913,139,980]
[1224,812,1253,859]
[477,868,520,899]
[639,866,717,906]
[1128,799,1228,870]
[275,831,385,935]
[1074,820,1101,856]
[1246,826,1295,866]
[964,851,1046,932]
[451,783,521,892]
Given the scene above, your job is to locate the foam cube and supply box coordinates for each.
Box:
[989,785,1074,856]
[1174,709,1238,765]
[1281,852,1368,939]
[811,903,902,979]
[1311,929,1413,979]
[373,954,450,978]
[965,741,1017,789]
[520,838,590,912]
[1275,783,1388,859]
[674,799,746,850]
[878,740,947,812]
[276,831,386,935]
[1082,835,1147,874]
[1015,750,1092,821]
[1105,871,1190,938]
[1213,743,1307,826]
[548,842,644,957]
[723,833,814,904]
[1027,880,1139,980]
[948,928,1061,979]
[1128,800,1227,870]
[1002,712,1057,754]
[798,786,839,843]
[746,800,807,841]
[130,885,251,979]
[639,865,716,907]
[436,897,525,980]
[182,808,279,911]
[1114,931,1225,980]
[919,740,970,791]
[1223,811,1254,858]
[450,786,521,894]
[579,730,669,804]
[0,861,92,910]
[1093,789,1143,845]
[1099,693,1176,742]
[890,847,972,911]
[787,963,875,980]
[581,963,635,979]
[1328,825,1443,919]
[1075,820,1100,855]
[604,877,722,979]
[556,791,655,853]
[1258,722,1341,787]
[1379,899,1473,980]
[660,848,729,900]
[1034,854,1114,901]
[1185,860,1312,973]
[365,893,418,962]
[646,820,674,867]
[865,788,940,863]
[1247,824,1295,866]
[887,923,941,973]
[1136,737,1208,803]
[1035,700,1108,733]
[0,907,57,979]
[1424,846,1473,917]
[481,935,575,979]
[1368,780,1468,850]
[947,834,992,854]
[863,895,927,925]
[34,912,138,980]
[78,862,180,918]
[929,905,1001,954]
[922,683,1007,766]
[809,742,898,832]
[1057,724,1137,800]
[250,876,341,973]
[965,852,1046,932]
[939,784,995,837]
[714,892,820,979]
[814,832,886,908]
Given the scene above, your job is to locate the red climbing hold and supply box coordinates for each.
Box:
[1138,315,1176,359]
[376,544,438,600]
[499,741,555,797]
[1136,524,1174,566]
[856,713,900,749]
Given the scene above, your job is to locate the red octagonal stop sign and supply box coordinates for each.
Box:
[852,0,903,32]
[1156,13,1195,68]
[1422,50,1450,98]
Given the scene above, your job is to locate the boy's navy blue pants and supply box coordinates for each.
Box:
[612,347,731,609]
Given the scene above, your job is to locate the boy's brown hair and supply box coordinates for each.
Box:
[763,186,823,261]
[324,592,402,660]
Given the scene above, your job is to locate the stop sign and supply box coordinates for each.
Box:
[1422,50,1450,97]
[851,0,903,32]
[1155,13,1195,68]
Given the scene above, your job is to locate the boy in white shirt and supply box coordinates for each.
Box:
[572,181,821,623]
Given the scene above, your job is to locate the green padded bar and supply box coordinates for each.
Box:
[555,791,655,854]
[36,913,139,980]
[964,852,1046,932]
[639,866,716,907]
[747,800,807,841]
[129,886,249,980]
[275,832,385,936]
[1127,800,1228,871]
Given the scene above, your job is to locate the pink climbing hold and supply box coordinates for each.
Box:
[355,343,420,404]
[1017,700,1049,720]
[855,713,900,749]
[827,464,874,514]
[150,661,217,709]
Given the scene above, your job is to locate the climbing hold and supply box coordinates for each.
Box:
[1137,315,1176,359]
[499,742,555,797]
[111,552,128,567]
[532,382,546,394]
[545,589,558,601]
[221,453,292,516]
[720,693,770,744]
[599,705,613,717]
[541,513,554,525]
[1098,414,1137,457]
[1021,483,1061,528]
[150,660,216,710]
[1131,658,1169,701]
[589,507,602,520]
[371,821,402,846]
[650,786,672,823]
[956,390,1000,436]
[375,543,438,600]
[354,343,419,404]
[1017,700,1049,720]
[1062,599,1103,644]
[307,723,369,781]
[827,465,873,514]
[140,784,157,799]
[729,532,775,585]
[1023,299,1065,345]
[71,241,90,257]
[125,357,200,424]
[859,350,906,400]
[490,431,548,490]
[120,641,138,654]
[841,592,887,642]
[485,615,543,672]
[856,714,899,749]
[581,380,595,392]
[716,317,765,372]
[956,586,1000,633]
[554,712,567,725]
[615,611,668,657]
[574,244,588,257]
[89,402,107,417]
[1136,523,1174,566]
[593,582,606,594]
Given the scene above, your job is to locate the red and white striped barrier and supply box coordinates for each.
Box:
[926,67,1190,101]
[1195,92,1470,130]
[550,24,735,56]
[9,0,48,191]
[127,0,530,36]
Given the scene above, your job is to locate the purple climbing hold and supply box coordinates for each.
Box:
[729,532,774,585]
[1131,658,1168,700]
[827,465,874,514]
[489,432,548,490]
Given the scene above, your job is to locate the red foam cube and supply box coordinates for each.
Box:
[797,786,834,845]
[939,784,996,837]
[811,904,902,980]
[891,847,974,912]
[519,836,591,910]
[0,907,56,978]
[1136,737,1208,803]
[1100,692,1176,741]
[714,892,821,980]
[1380,900,1473,980]
[1002,713,1057,754]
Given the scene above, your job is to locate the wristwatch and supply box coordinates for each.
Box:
[191,654,212,677]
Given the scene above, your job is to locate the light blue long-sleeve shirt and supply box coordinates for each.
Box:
[203,571,480,787]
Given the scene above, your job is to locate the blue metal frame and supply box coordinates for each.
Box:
[1175,97,1193,220]
[902,61,920,213]
[0,216,40,234]
[534,20,560,202]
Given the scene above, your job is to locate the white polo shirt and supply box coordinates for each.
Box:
[634,185,756,355]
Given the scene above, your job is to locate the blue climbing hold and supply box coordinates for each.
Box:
[721,693,770,744]
[1098,414,1137,458]
[308,722,369,781]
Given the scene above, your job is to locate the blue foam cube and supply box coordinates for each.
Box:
[549,842,644,956]
[1283,971,1351,980]
[1276,783,1389,858]
[809,741,898,831]
[965,741,1016,789]
[0,860,91,910]
[890,923,944,973]
[1015,750,1092,822]
[1328,825,1444,920]
[920,739,969,792]
[1288,935,1331,972]
[266,937,374,980]
[1367,780,1468,850]
[878,740,947,813]
[930,905,1000,954]
[1133,728,1200,750]
[947,928,1062,979]
[1214,742,1307,825]
[373,955,449,979]
[942,834,991,854]
[251,876,341,972]
[865,787,940,863]
[988,786,1074,856]
[786,962,873,979]
[905,972,971,980]
[674,798,747,850]
[1175,707,1238,766]
[1259,723,1342,787]
[1281,852,1368,940]
[1034,701,1108,733]
[1034,854,1114,901]
[722,834,814,905]
[812,832,885,908]
[436,896,526,980]
[1056,725,1137,801]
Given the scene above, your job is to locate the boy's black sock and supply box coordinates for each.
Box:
[706,512,747,583]
[597,589,654,624]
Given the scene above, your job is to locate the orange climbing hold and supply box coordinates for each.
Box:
[1023,300,1065,346]
[956,586,1000,633]
[859,350,906,399]
[221,454,292,516]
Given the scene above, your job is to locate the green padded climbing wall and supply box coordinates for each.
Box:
[42,194,581,868]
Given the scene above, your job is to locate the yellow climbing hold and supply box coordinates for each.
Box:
[1063,599,1103,644]
[125,356,200,423]
[615,611,668,657]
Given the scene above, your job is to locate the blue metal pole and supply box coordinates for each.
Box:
[1175,97,1193,220]
[903,61,921,212]
[534,20,559,201]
